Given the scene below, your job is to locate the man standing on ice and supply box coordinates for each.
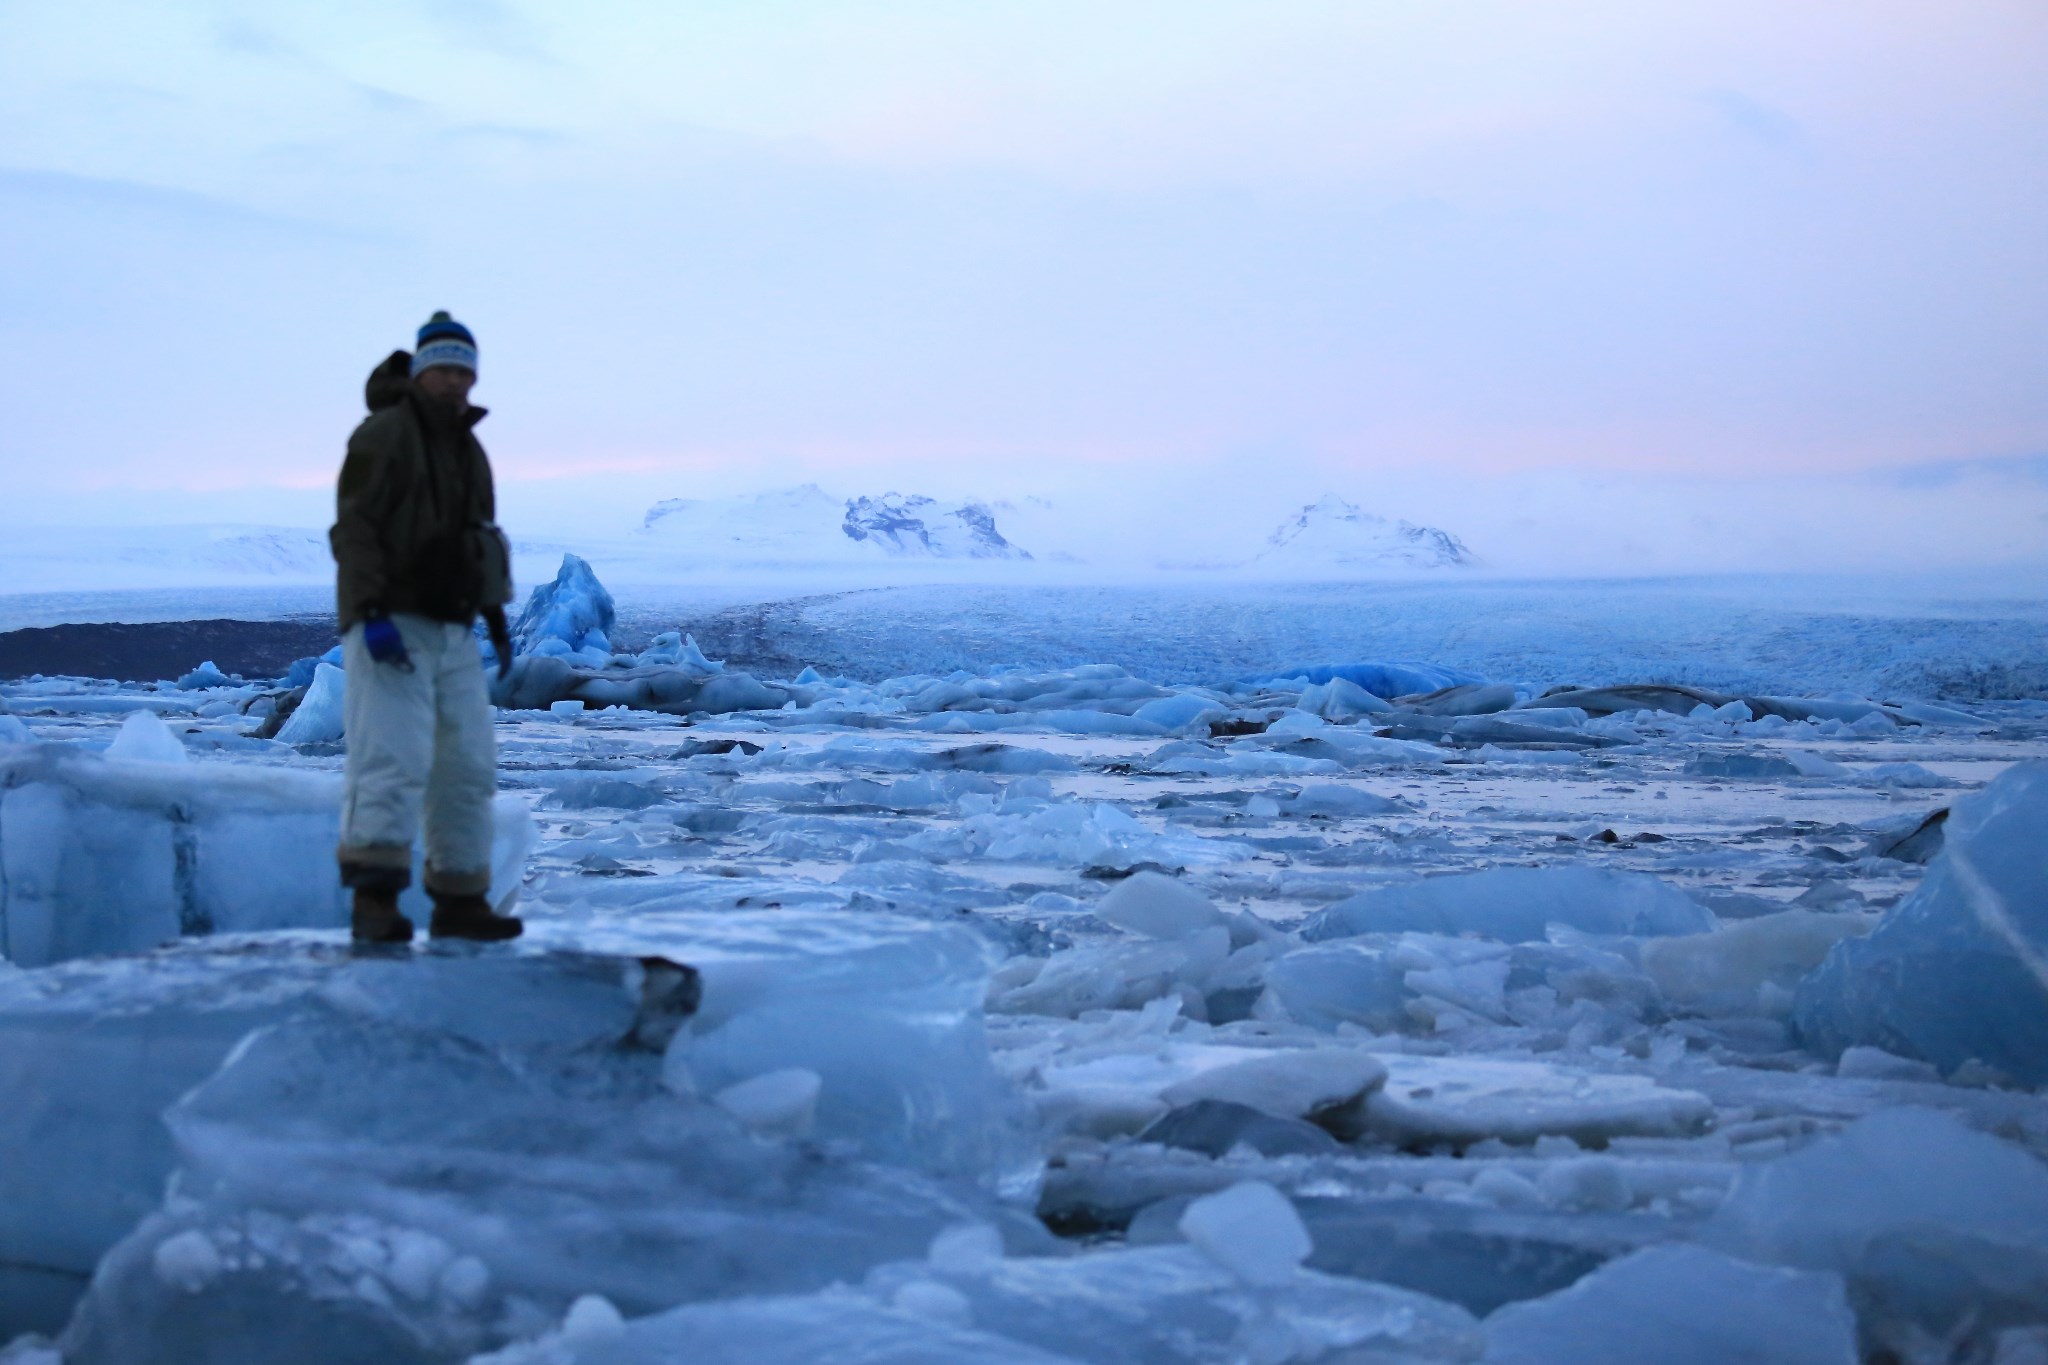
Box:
[329,310,522,944]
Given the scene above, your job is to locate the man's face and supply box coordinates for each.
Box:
[416,365,475,409]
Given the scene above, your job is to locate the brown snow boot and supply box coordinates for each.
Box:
[351,888,415,944]
[428,891,523,942]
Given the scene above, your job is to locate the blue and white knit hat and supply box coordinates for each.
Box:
[411,310,478,376]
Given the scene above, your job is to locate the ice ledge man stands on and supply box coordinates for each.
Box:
[329,310,522,944]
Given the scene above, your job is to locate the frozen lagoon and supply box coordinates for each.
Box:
[2,576,2047,1363]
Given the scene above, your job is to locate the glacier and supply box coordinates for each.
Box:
[3,569,2048,1362]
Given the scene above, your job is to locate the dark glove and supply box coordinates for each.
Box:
[362,616,412,670]
[482,605,514,680]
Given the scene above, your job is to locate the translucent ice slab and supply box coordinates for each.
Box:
[51,936,1040,1362]
[522,907,1032,1181]
[1483,1244,1857,1365]
[1301,866,1716,944]
[0,745,531,966]
[1793,760,2048,1084]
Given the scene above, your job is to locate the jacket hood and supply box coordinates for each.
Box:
[365,350,413,413]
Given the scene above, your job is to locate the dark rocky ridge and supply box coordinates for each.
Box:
[0,618,338,684]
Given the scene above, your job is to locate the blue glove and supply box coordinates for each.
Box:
[362,616,411,669]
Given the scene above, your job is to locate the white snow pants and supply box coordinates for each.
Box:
[337,613,497,895]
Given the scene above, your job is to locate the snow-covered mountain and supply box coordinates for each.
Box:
[639,485,1031,564]
[0,490,1474,595]
[842,494,1029,560]
[1254,495,1475,571]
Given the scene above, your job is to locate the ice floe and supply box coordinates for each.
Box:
[2,573,2045,1361]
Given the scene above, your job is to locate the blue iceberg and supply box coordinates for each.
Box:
[1793,760,2048,1084]
[511,554,617,665]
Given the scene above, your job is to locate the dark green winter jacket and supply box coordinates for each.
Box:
[330,351,513,631]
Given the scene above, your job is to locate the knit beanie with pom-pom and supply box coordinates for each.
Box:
[411,311,477,376]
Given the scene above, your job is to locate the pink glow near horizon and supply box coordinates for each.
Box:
[0,2,2043,571]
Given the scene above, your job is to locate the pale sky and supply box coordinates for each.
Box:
[2,1,2045,571]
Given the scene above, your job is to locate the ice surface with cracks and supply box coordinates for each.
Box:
[4,569,2048,1362]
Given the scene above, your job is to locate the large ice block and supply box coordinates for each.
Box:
[1300,866,1715,944]
[1640,910,1875,1018]
[55,935,1040,1363]
[1793,760,2048,1084]
[477,1292,1089,1365]
[1701,1106,2048,1338]
[1265,933,1661,1038]
[527,908,1033,1182]
[496,1220,1481,1365]
[0,938,344,1336]
[1362,1056,1712,1147]
[0,745,532,966]
[510,553,616,662]
[1482,1244,1857,1365]
[854,1242,1483,1365]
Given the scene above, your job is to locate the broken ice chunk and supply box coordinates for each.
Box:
[1283,783,1406,816]
[104,710,188,764]
[1483,1244,1857,1365]
[150,1230,222,1295]
[560,909,1029,1177]
[927,1222,1005,1274]
[861,1242,1485,1364]
[1296,677,1391,719]
[1302,866,1715,944]
[274,662,344,744]
[0,743,532,966]
[475,1290,1085,1365]
[558,1293,626,1342]
[1157,1046,1387,1131]
[1131,694,1227,733]
[988,930,1230,1022]
[1638,910,1875,1018]
[1533,1157,1631,1213]
[1793,760,2048,1084]
[1702,1106,2048,1334]
[1137,1100,1342,1159]
[51,944,1038,1356]
[1178,1181,1313,1287]
[1832,1045,1941,1084]
[714,1068,823,1139]
[1264,940,1414,1033]
[1093,871,1226,940]
[0,939,343,1331]
[1362,1056,1713,1147]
